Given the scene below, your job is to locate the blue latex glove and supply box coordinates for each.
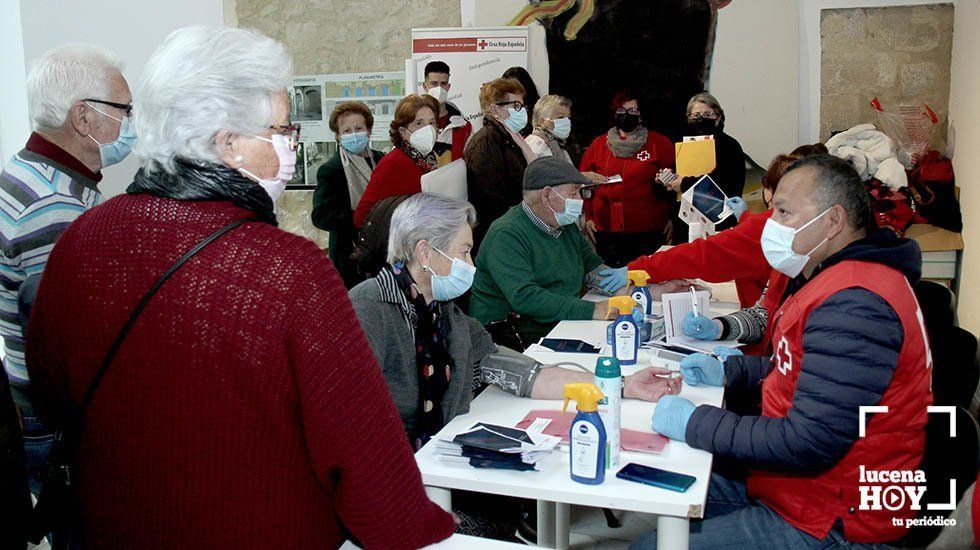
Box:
[598,267,628,294]
[725,197,748,220]
[631,305,645,325]
[652,395,696,442]
[682,311,720,340]
[679,353,726,387]
[713,346,743,365]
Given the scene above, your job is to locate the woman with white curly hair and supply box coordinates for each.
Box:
[25,26,453,549]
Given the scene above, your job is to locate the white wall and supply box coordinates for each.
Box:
[710,0,800,166]
[462,0,549,95]
[6,0,224,197]
[949,0,980,332]
[0,0,30,165]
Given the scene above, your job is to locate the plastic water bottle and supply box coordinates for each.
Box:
[594,357,622,469]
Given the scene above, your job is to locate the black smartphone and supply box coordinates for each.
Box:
[539,338,601,354]
[617,463,696,493]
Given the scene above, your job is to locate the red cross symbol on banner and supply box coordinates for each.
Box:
[637,150,650,161]
[478,39,488,50]
[776,336,793,375]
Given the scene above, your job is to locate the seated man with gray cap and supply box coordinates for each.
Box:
[471,156,679,344]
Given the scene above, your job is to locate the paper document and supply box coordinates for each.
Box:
[662,290,711,344]
[653,337,742,355]
[420,158,467,200]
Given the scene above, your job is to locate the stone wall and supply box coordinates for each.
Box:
[820,4,953,141]
[235,0,461,247]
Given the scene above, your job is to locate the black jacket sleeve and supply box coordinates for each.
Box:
[723,354,772,394]
[311,153,351,232]
[685,288,904,472]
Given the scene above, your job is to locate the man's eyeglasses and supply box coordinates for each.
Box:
[268,124,302,151]
[495,100,525,112]
[83,98,133,117]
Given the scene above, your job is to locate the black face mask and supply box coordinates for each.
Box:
[614,113,641,133]
[688,118,718,135]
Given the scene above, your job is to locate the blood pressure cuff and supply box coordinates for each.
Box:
[478,345,542,398]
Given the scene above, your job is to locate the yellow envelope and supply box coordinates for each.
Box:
[675,139,717,177]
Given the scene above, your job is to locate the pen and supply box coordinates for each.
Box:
[690,286,700,317]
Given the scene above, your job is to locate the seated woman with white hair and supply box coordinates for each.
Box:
[349,192,681,537]
[25,26,454,548]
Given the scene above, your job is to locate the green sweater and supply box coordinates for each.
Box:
[470,204,603,342]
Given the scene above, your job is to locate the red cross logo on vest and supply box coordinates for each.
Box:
[776,336,793,375]
[636,150,650,161]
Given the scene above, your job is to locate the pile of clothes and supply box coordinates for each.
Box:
[827,123,961,235]
[826,123,909,191]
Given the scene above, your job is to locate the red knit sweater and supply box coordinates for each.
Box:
[26,194,454,549]
[627,210,774,308]
[353,147,425,228]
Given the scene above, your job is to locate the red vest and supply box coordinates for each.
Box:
[747,260,933,543]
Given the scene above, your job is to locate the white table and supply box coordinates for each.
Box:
[341,533,525,549]
[415,320,725,550]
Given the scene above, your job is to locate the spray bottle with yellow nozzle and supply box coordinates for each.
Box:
[605,296,639,365]
[628,270,654,316]
[563,383,607,484]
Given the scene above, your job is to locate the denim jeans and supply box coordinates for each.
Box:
[630,473,892,550]
[11,384,54,495]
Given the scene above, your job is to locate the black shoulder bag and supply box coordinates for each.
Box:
[30,218,252,546]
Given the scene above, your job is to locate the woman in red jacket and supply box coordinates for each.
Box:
[580,90,677,267]
[353,94,440,227]
[25,26,453,549]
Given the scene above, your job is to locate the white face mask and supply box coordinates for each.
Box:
[550,117,572,140]
[239,133,296,202]
[408,124,437,155]
[427,85,448,104]
[760,207,832,277]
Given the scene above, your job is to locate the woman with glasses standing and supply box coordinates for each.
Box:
[312,101,385,288]
[464,77,536,250]
[353,94,441,229]
[25,26,454,548]
[579,90,677,267]
[660,92,746,241]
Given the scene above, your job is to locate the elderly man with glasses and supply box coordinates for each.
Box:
[0,43,133,502]
[471,157,683,346]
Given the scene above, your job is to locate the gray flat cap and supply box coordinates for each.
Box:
[523,156,590,190]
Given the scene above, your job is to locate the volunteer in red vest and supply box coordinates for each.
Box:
[421,60,471,164]
[594,149,812,309]
[639,155,933,549]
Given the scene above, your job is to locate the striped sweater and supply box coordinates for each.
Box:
[0,134,102,385]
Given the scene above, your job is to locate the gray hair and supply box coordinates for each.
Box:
[134,26,293,174]
[686,92,724,121]
[387,193,477,264]
[785,154,870,231]
[27,43,123,130]
[532,94,572,127]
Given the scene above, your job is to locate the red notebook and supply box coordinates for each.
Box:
[515,410,669,454]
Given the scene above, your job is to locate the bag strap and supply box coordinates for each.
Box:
[76,218,252,412]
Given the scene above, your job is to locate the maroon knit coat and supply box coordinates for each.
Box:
[26,194,454,549]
